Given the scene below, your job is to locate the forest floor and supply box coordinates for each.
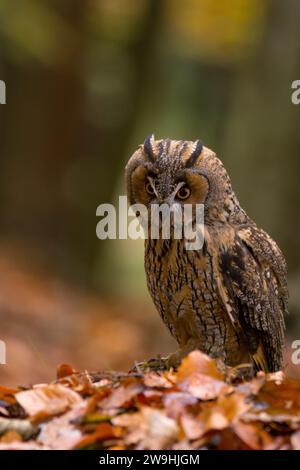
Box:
[0,351,300,450]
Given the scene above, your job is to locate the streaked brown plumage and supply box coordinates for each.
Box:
[125,136,288,372]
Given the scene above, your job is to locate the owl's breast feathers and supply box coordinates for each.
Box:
[145,222,287,372]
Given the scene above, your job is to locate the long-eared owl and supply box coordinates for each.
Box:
[125,135,288,372]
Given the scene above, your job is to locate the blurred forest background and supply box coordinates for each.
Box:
[0,0,299,386]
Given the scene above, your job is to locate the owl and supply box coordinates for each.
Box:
[125,135,288,372]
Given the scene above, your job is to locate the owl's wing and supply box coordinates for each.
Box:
[219,225,288,372]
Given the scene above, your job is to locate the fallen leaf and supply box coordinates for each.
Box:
[172,439,197,450]
[0,386,19,405]
[163,392,198,418]
[217,428,251,450]
[180,413,204,440]
[58,371,94,395]
[202,407,228,433]
[177,372,228,400]
[217,393,251,422]
[16,384,82,418]
[0,417,37,439]
[108,444,126,450]
[176,350,224,381]
[236,374,265,397]
[113,407,179,450]
[201,393,251,434]
[267,371,285,384]
[248,377,300,424]
[0,405,9,417]
[0,430,22,443]
[291,430,300,450]
[75,422,121,449]
[175,351,228,400]
[56,363,78,379]
[38,401,86,449]
[143,372,173,389]
[233,421,274,450]
[244,410,300,425]
[100,383,143,411]
[255,378,300,413]
[0,441,51,450]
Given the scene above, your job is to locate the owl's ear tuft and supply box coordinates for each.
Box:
[185,140,203,168]
[143,134,156,161]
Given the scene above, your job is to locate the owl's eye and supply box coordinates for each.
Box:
[145,181,155,196]
[176,185,191,200]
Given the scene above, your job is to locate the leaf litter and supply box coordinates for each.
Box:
[0,351,300,450]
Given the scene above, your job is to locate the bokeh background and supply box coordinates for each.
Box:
[0,0,299,386]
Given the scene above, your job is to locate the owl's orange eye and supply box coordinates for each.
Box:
[176,186,191,200]
[145,181,155,196]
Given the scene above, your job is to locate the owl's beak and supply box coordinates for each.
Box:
[159,195,175,206]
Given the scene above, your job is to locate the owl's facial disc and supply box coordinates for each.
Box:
[175,182,191,201]
[130,164,209,208]
[145,177,157,198]
[129,165,159,206]
[178,171,209,205]
[145,179,190,205]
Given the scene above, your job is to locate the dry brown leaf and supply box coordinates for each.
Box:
[291,430,300,450]
[254,378,300,417]
[177,372,228,400]
[135,407,179,450]
[100,383,142,411]
[180,413,204,440]
[202,407,229,433]
[0,430,22,443]
[0,407,9,417]
[0,441,51,450]
[243,377,300,427]
[56,363,78,380]
[38,401,86,449]
[217,427,251,450]
[113,407,179,450]
[75,422,121,449]
[217,393,251,422]
[57,371,94,395]
[93,379,111,388]
[176,350,224,381]
[0,386,19,405]
[266,371,285,384]
[175,351,228,400]
[201,392,251,434]
[236,374,265,397]
[233,421,274,450]
[163,392,198,419]
[0,417,37,439]
[16,384,82,418]
[108,444,127,450]
[143,372,174,389]
[244,410,300,425]
[172,439,198,450]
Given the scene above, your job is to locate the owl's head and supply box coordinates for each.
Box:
[126,135,236,222]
